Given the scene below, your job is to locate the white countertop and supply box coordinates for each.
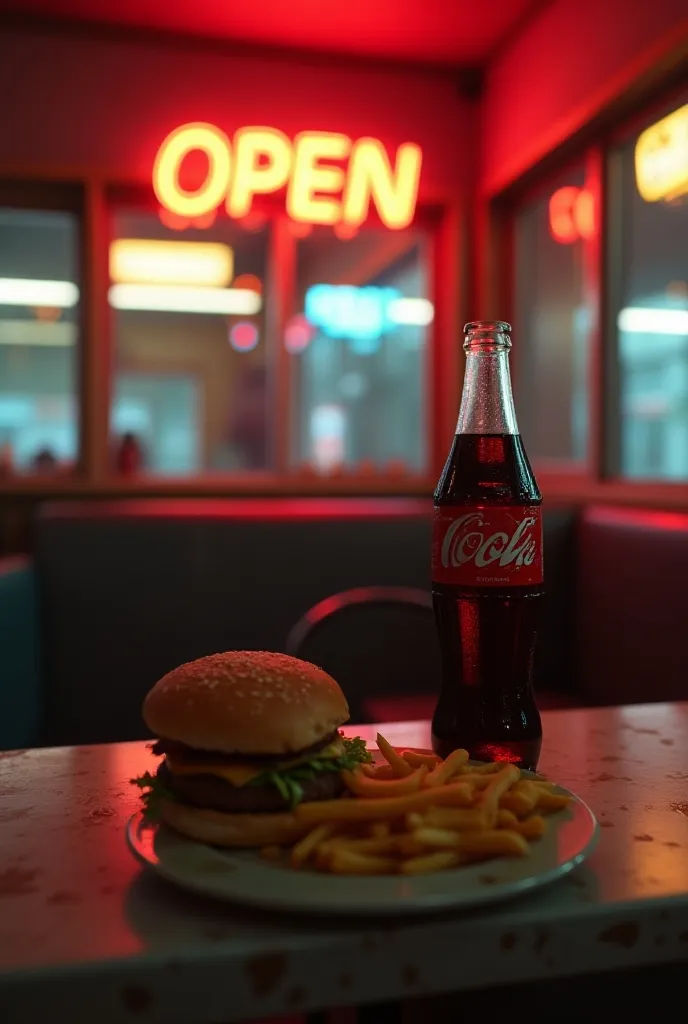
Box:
[1,703,687,1022]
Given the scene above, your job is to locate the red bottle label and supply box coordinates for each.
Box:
[432,505,543,587]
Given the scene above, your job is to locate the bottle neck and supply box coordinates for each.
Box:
[455,348,518,435]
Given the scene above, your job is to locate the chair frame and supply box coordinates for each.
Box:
[285,585,433,656]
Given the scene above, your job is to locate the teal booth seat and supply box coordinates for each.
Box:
[0,557,42,750]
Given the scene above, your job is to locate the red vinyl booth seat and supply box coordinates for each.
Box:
[577,505,688,707]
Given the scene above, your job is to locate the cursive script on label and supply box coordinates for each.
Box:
[440,512,538,570]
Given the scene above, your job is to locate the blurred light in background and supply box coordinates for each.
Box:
[284,314,315,354]
[232,273,262,295]
[229,321,259,352]
[304,284,433,342]
[108,284,262,315]
[310,404,346,473]
[618,307,688,334]
[387,296,434,326]
[0,279,79,308]
[305,284,394,341]
[635,103,688,203]
[110,239,233,287]
[548,186,595,244]
[0,321,75,346]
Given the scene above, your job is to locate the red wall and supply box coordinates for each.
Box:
[0,27,472,203]
[480,0,688,196]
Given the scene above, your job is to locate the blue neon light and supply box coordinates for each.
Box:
[304,284,401,348]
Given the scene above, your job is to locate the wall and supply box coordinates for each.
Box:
[481,0,688,196]
[0,26,471,203]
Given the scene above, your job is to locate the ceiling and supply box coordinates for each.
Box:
[4,0,550,66]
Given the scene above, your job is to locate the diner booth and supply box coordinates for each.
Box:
[0,1,687,752]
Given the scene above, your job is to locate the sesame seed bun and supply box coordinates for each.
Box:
[143,651,349,755]
[159,799,310,848]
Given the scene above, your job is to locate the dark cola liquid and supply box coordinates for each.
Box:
[431,433,543,771]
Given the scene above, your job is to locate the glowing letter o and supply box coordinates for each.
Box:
[153,122,231,219]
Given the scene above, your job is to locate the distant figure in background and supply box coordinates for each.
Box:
[227,366,268,469]
[0,443,13,477]
[30,447,58,475]
[115,432,145,476]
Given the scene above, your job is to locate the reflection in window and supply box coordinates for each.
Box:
[616,94,688,480]
[109,211,270,476]
[513,164,593,465]
[288,227,430,476]
[0,209,79,476]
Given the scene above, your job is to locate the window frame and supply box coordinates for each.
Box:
[505,148,604,480]
[604,81,688,487]
[0,179,458,496]
[489,72,688,509]
[0,180,88,481]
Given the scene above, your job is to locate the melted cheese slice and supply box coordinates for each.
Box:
[166,736,345,787]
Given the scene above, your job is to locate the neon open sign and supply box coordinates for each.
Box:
[153,123,422,230]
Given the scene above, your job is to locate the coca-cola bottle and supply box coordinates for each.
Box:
[431,321,543,771]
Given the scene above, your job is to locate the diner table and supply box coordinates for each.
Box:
[0,702,687,1023]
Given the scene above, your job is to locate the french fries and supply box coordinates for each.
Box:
[376,733,414,777]
[342,765,427,797]
[423,747,469,787]
[295,780,474,823]
[280,737,572,876]
[290,823,333,868]
[361,762,395,780]
[402,749,441,769]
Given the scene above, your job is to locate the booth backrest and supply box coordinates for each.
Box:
[0,556,41,750]
[577,505,688,706]
[538,505,578,700]
[35,498,579,746]
[37,500,432,745]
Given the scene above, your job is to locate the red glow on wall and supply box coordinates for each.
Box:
[548,186,595,244]
[334,221,359,240]
[157,207,217,232]
[238,210,268,232]
[288,220,313,238]
[158,207,189,230]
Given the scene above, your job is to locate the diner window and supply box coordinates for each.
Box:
[0,207,80,476]
[613,93,688,481]
[109,209,271,476]
[288,227,431,476]
[513,162,594,467]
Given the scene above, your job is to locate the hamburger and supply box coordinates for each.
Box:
[132,650,371,847]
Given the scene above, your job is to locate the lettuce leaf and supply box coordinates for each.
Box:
[131,735,372,818]
[130,770,173,822]
[248,735,373,808]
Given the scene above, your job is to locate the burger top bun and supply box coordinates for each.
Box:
[143,651,349,755]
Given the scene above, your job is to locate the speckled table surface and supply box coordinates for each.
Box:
[0,703,687,1023]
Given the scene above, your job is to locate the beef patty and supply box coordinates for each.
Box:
[158,761,345,814]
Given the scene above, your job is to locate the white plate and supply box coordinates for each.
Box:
[126,765,598,916]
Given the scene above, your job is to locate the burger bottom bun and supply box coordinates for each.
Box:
[159,799,310,848]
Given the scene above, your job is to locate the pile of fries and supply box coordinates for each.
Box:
[268,734,571,876]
